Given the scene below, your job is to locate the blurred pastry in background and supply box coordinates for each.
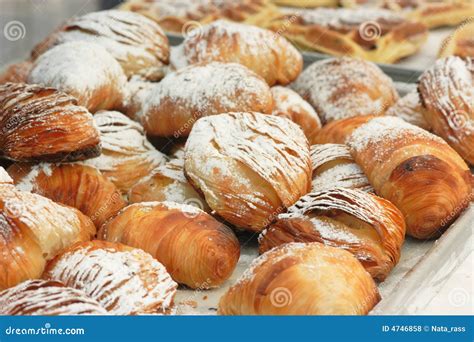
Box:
[439,18,474,58]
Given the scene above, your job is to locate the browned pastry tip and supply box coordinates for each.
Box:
[0,61,33,84]
[312,115,376,145]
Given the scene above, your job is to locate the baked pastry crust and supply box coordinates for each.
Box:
[0,61,33,84]
[312,115,374,144]
[386,90,431,131]
[439,18,474,58]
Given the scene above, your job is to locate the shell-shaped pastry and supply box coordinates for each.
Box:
[28,41,127,113]
[83,111,167,193]
[0,83,101,162]
[259,188,406,281]
[173,20,302,86]
[218,242,380,315]
[386,90,431,131]
[439,19,474,58]
[32,10,169,81]
[419,56,474,165]
[0,279,107,315]
[271,86,322,144]
[184,112,312,231]
[141,62,273,138]
[98,201,240,289]
[122,80,155,121]
[8,162,127,227]
[42,240,178,315]
[0,61,32,84]
[292,58,399,123]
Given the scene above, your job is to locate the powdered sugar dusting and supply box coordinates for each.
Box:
[386,90,430,130]
[15,163,54,193]
[311,163,373,193]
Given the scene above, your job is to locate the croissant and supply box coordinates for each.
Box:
[141,62,273,138]
[32,10,169,81]
[43,240,178,315]
[292,58,399,124]
[218,242,380,315]
[418,56,474,165]
[184,112,312,231]
[8,162,127,227]
[83,111,167,193]
[0,61,32,84]
[310,144,373,193]
[99,201,240,289]
[0,181,95,290]
[0,280,107,315]
[386,90,431,131]
[271,86,322,144]
[172,20,302,86]
[0,83,101,162]
[28,41,127,113]
[439,19,474,58]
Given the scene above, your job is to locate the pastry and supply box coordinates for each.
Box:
[312,115,374,145]
[270,0,367,7]
[419,56,474,165]
[43,240,178,315]
[99,201,240,289]
[141,62,273,138]
[0,83,101,162]
[28,41,127,113]
[0,61,33,84]
[122,80,155,121]
[184,112,312,231]
[259,188,406,281]
[386,90,431,130]
[292,58,399,124]
[439,18,474,58]
[218,242,380,315]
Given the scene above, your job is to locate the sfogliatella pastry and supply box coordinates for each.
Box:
[418,56,474,165]
[0,83,101,162]
[122,80,155,121]
[0,280,107,315]
[28,41,127,113]
[310,144,373,193]
[8,162,127,227]
[292,58,399,124]
[386,90,431,131]
[218,242,380,315]
[171,20,302,86]
[439,19,474,58]
[141,62,272,138]
[43,240,178,315]
[184,112,312,231]
[99,202,240,289]
[0,178,95,290]
[32,10,169,81]
[0,61,32,84]
[271,86,322,144]
[83,111,167,193]
[259,188,406,281]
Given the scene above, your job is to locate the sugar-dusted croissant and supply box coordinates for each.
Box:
[218,242,380,315]
[0,181,95,290]
[172,20,302,86]
[32,10,169,81]
[271,86,322,144]
[419,56,474,165]
[310,144,373,193]
[83,111,167,193]
[0,280,107,315]
[259,188,405,281]
[99,201,240,289]
[8,162,127,227]
[141,62,273,138]
[28,41,127,113]
[292,58,399,124]
[0,61,32,84]
[184,112,312,231]
[0,83,101,162]
[386,90,431,131]
[312,115,374,145]
[43,240,178,315]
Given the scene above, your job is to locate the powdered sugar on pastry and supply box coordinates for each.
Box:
[310,144,353,172]
[386,90,431,130]
[311,164,373,193]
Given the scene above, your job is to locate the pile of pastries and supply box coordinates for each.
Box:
[0,9,472,316]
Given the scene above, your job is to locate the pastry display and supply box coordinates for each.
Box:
[386,90,431,131]
[99,201,240,289]
[439,19,474,58]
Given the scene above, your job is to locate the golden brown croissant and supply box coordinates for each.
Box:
[218,242,380,315]
[386,90,431,131]
[98,201,240,289]
[0,61,33,84]
[0,181,95,290]
[83,111,167,193]
[439,19,474,58]
[259,188,406,281]
[0,279,107,315]
[418,56,474,165]
[172,20,302,86]
[184,112,312,231]
[292,58,399,124]
[0,83,101,162]
[312,115,375,145]
[8,162,127,227]
[32,10,169,81]
[141,62,273,138]
[43,240,178,315]
[28,41,127,113]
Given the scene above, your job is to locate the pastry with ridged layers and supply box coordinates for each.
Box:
[218,242,380,315]
[0,61,33,84]
[42,240,178,315]
[184,112,312,232]
[386,90,431,131]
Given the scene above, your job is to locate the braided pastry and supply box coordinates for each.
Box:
[439,18,474,58]
[0,61,32,84]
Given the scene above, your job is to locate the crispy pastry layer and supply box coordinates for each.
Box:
[386,90,431,131]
